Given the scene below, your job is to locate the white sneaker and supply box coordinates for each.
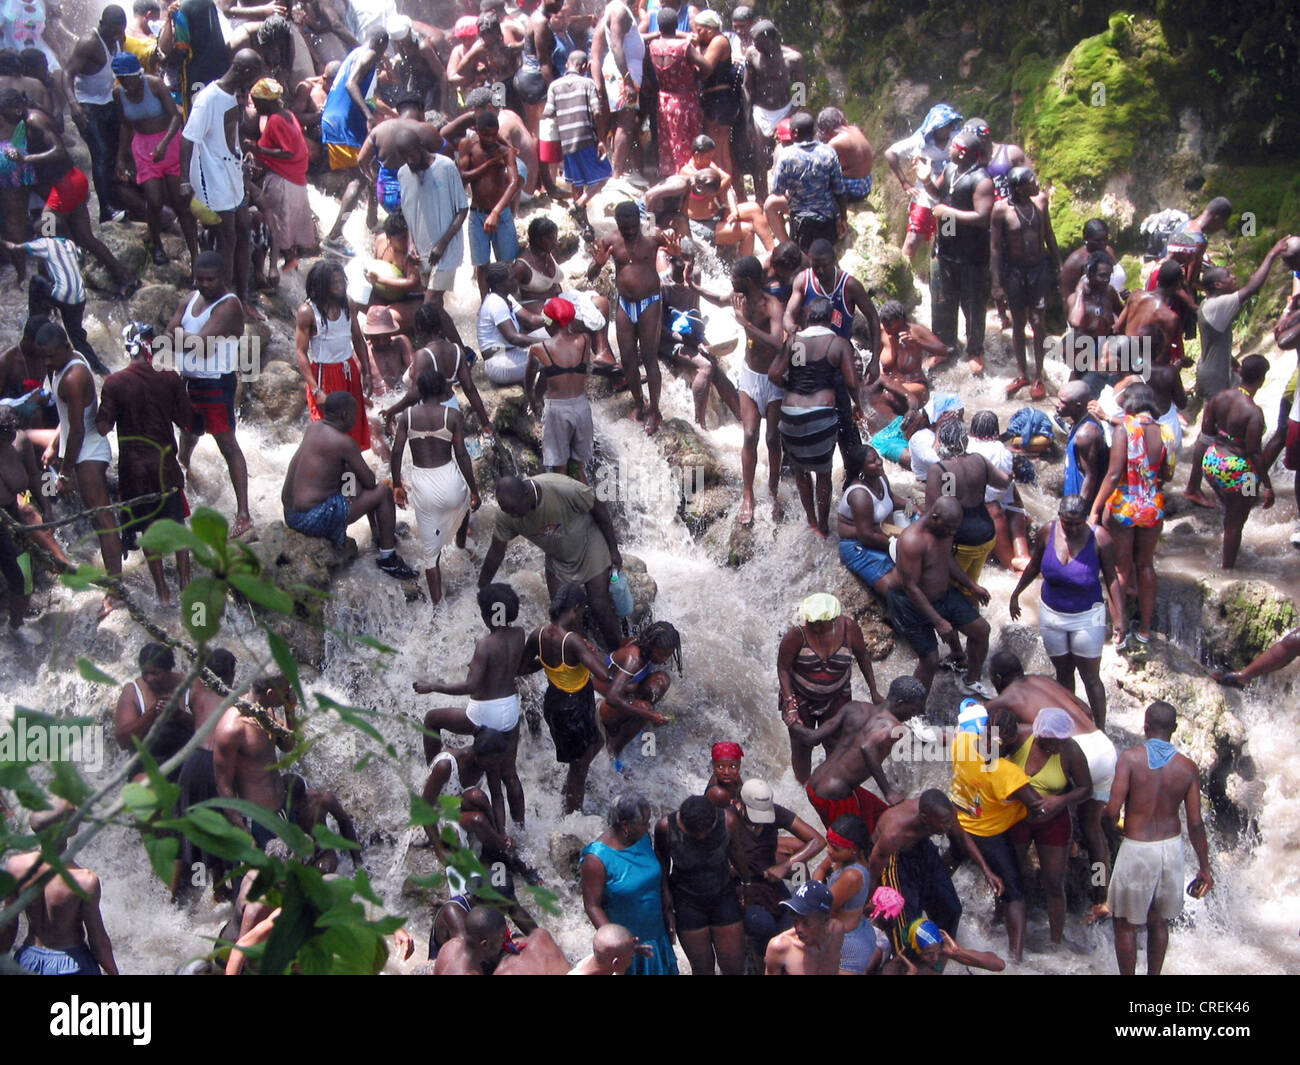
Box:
[957,678,996,700]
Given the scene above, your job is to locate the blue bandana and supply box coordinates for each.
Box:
[917,103,963,144]
[1145,738,1177,770]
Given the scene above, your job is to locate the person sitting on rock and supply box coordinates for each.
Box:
[279,390,418,580]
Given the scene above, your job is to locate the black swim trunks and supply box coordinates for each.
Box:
[888,585,981,657]
[673,885,744,931]
[1001,259,1052,313]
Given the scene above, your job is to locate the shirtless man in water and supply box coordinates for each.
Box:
[1106,701,1213,976]
[414,582,528,829]
[731,255,786,525]
[213,674,297,847]
[679,136,773,253]
[587,200,680,434]
[1,803,119,975]
[1118,260,1195,367]
[877,299,943,403]
[990,167,1059,401]
[435,905,570,975]
[763,881,845,974]
[458,110,521,296]
[280,392,419,579]
[817,106,872,203]
[744,21,803,199]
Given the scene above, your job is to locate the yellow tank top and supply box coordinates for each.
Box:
[540,630,590,693]
[1009,737,1068,796]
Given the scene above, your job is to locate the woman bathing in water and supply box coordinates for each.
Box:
[595,620,683,768]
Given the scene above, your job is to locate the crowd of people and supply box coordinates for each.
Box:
[2,0,1298,977]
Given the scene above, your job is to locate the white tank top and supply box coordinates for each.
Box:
[53,355,112,464]
[180,291,240,379]
[838,479,892,525]
[73,32,119,105]
[310,304,356,365]
[433,751,463,796]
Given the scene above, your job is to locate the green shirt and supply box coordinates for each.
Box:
[493,474,612,584]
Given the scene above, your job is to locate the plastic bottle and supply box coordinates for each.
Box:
[609,569,634,617]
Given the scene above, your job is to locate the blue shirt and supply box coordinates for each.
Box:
[772,141,846,222]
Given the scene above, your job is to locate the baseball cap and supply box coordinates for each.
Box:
[781,880,833,916]
[740,779,775,824]
[775,116,795,144]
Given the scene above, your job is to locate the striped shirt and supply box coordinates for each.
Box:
[544,73,601,156]
[23,237,86,305]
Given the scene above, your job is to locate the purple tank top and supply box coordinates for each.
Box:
[1040,522,1104,614]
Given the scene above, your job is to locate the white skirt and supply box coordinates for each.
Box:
[409,461,470,554]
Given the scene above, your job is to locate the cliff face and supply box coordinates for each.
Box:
[746,1,1299,333]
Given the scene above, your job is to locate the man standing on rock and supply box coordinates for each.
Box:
[731,255,786,526]
[171,251,254,540]
[816,106,872,205]
[280,391,418,580]
[743,21,803,199]
[480,473,623,650]
[769,110,847,251]
[1106,701,1213,976]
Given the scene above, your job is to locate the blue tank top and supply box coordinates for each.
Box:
[321,46,377,149]
[829,861,871,911]
[120,83,165,123]
[1064,414,1107,497]
[803,269,854,339]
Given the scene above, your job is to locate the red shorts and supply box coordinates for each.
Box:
[47,167,90,215]
[1286,418,1300,471]
[805,782,887,834]
[186,372,238,436]
[1008,806,1072,848]
[907,201,936,240]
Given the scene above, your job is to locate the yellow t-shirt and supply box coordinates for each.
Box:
[124,34,158,74]
[951,731,1032,837]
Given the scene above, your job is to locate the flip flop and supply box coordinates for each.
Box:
[1004,377,1030,398]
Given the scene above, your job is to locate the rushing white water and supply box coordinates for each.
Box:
[4,200,1300,975]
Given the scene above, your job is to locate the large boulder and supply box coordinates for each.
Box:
[84,221,149,295]
[1153,575,1297,670]
[652,417,727,489]
[842,210,916,314]
[619,552,657,623]
[246,521,360,668]
[244,360,308,427]
[127,284,183,335]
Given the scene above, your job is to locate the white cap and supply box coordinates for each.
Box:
[740,779,776,824]
[387,14,412,40]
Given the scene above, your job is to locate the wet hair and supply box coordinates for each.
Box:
[1006,166,1035,189]
[656,5,679,34]
[323,390,357,424]
[636,621,682,674]
[804,296,833,326]
[0,49,20,76]
[731,255,763,286]
[473,728,509,758]
[394,92,425,111]
[790,111,815,142]
[1145,700,1176,734]
[478,582,520,627]
[195,250,225,274]
[807,238,835,261]
[1156,259,1183,288]
[969,410,999,440]
[691,133,716,154]
[771,241,802,272]
[691,169,721,193]
[413,302,442,336]
[918,789,952,818]
[207,648,237,686]
[548,581,588,621]
[989,650,1023,683]
[936,417,969,456]
[1083,218,1108,241]
[989,707,1020,749]
[887,676,927,707]
[828,814,870,851]
[1059,494,1089,520]
[305,259,346,314]
[1120,382,1160,417]
[485,261,512,290]
[816,106,845,135]
[466,906,507,940]
[1205,196,1232,219]
[1239,353,1268,386]
[679,794,717,834]
[0,86,24,112]
[382,210,409,237]
[477,11,501,36]
[415,366,447,401]
[133,0,159,15]
[35,321,68,351]
[101,5,128,29]
[1084,250,1113,280]
[474,109,499,134]
[1201,266,1231,290]
[614,200,640,222]
[731,5,754,21]
[527,214,558,248]
[257,14,291,46]
[609,792,651,829]
[253,674,290,703]
[878,299,905,323]
[841,442,879,490]
[139,642,175,671]
[0,406,18,436]
[465,86,494,111]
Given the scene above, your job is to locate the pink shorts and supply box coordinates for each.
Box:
[132,128,182,184]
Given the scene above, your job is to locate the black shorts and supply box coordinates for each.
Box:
[888,585,981,657]
[513,69,547,105]
[673,885,744,931]
[1002,259,1052,313]
[791,213,838,251]
[970,829,1026,902]
[542,682,600,763]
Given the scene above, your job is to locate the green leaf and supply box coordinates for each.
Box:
[265,628,304,708]
[260,876,313,975]
[316,695,396,758]
[189,508,230,557]
[351,867,381,907]
[181,576,227,643]
[143,833,179,883]
[135,744,181,816]
[139,518,204,557]
[0,763,48,810]
[311,824,360,853]
[59,564,106,591]
[75,657,119,686]
[408,794,444,829]
[154,807,260,864]
[49,758,91,807]
[121,782,159,818]
[228,571,295,615]
[191,798,315,858]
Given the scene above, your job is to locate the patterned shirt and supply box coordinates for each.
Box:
[23,236,86,304]
[772,141,846,222]
[544,73,602,156]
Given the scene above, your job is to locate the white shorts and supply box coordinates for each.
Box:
[483,347,529,385]
[1074,728,1117,800]
[1038,599,1107,659]
[752,101,793,139]
[1108,836,1184,924]
[465,694,521,732]
[421,265,458,292]
[738,361,785,412]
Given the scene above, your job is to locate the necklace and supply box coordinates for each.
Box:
[1013,200,1037,227]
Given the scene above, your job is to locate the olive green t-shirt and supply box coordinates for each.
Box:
[493,474,612,584]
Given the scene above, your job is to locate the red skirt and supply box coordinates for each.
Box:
[306,357,371,452]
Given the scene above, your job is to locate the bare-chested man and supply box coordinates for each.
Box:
[804,676,927,830]
[990,167,1059,401]
[280,391,419,579]
[446,11,523,96]
[589,0,644,179]
[1059,218,1124,301]
[446,86,560,202]
[284,773,360,873]
[889,496,992,693]
[176,647,238,896]
[816,106,872,203]
[357,99,446,216]
[679,136,773,253]
[587,200,679,434]
[569,923,643,974]
[1,803,118,975]
[414,582,528,829]
[1119,259,1195,367]
[213,673,297,847]
[877,299,943,403]
[1106,701,1213,976]
[435,905,570,975]
[763,881,844,974]
[744,21,803,198]
[1066,253,1126,384]
[730,255,785,524]
[458,110,521,295]
[0,406,60,640]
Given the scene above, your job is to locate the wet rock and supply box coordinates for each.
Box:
[842,211,916,314]
[1202,580,1298,670]
[726,520,756,567]
[244,360,308,427]
[247,521,360,668]
[653,417,727,488]
[681,484,734,540]
[547,832,585,880]
[127,284,183,335]
[620,552,657,622]
[833,565,895,660]
[84,221,149,295]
